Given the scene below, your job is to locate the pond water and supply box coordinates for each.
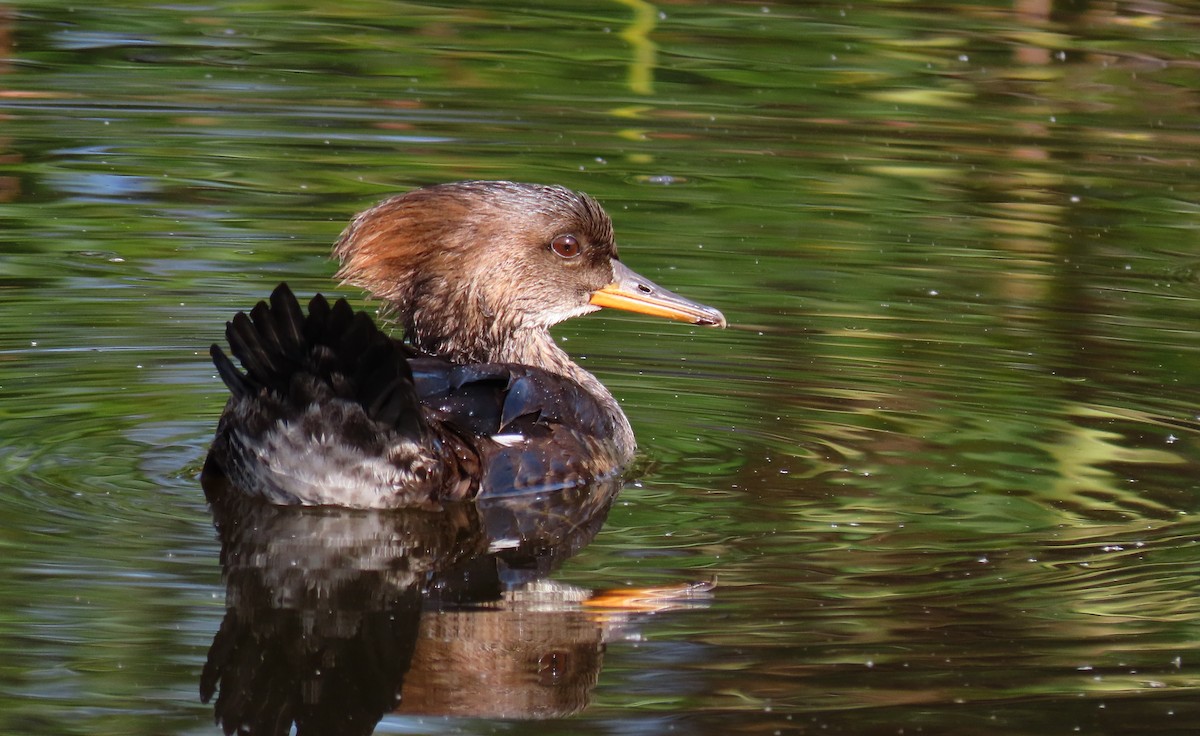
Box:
[3,1,1200,733]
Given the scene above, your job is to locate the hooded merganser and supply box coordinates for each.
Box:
[206,181,725,508]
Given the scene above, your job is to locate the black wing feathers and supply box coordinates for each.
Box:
[211,283,425,439]
[210,343,252,399]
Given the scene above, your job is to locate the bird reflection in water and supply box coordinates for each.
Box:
[199,471,711,734]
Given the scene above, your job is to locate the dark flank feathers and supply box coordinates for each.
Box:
[208,283,625,507]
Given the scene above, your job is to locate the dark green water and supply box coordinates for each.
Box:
[3,1,1200,733]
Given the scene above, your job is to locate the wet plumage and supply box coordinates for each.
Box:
[206,181,725,509]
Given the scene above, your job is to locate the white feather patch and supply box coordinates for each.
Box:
[490,433,525,447]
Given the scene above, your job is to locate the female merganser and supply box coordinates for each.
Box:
[205,181,725,508]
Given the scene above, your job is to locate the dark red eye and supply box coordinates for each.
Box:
[550,234,581,259]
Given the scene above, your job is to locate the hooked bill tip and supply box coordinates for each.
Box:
[696,309,728,329]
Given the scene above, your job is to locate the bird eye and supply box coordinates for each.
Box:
[550,234,582,259]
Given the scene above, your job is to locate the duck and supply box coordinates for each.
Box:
[204,180,725,509]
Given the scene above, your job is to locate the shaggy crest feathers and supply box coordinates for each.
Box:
[333,181,618,365]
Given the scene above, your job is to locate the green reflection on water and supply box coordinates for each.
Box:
[2,0,1200,734]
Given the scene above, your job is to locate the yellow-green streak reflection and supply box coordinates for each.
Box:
[614,0,657,95]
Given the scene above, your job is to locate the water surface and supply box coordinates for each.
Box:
[3,1,1200,734]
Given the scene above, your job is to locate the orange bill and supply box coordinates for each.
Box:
[589,260,726,328]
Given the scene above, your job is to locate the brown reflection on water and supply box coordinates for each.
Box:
[396,592,603,718]
[0,6,22,204]
[198,468,710,732]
